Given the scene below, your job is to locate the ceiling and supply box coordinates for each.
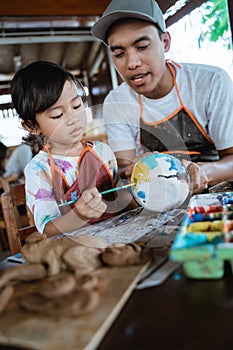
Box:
[0,0,230,101]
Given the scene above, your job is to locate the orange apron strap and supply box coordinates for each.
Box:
[138,61,214,144]
[166,60,183,106]
[183,107,214,144]
[44,144,69,187]
[162,150,201,155]
[166,62,214,143]
[138,94,143,119]
[138,60,182,120]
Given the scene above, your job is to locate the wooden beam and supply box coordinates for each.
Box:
[157,0,177,14]
[0,0,110,16]
[0,0,187,17]
[166,0,207,27]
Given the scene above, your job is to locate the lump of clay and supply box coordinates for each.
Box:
[24,231,47,244]
[21,236,77,276]
[75,273,99,291]
[101,243,152,266]
[0,285,14,315]
[38,272,77,298]
[22,234,108,276]
[20,289,100,317]
[62,246,102,273]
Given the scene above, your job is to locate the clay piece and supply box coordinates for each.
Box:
[101,243,152,266]
[62,245,102,273]
[20,289,100,317]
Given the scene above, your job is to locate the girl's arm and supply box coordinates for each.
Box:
[25,154,107,236]
[43,187,107,237]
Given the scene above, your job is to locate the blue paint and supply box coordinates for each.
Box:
[140,154,159,170]
[70,191,78,201]
[140,153,181,173]
[160,232,167,236]
[166,157,178,172]
[173,271,181,281]
[137,191,146,199]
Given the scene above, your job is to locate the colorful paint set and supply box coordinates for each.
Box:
[170,192,233,279]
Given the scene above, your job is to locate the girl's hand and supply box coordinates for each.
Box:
[73,187,107,221]
[182,159,208,194]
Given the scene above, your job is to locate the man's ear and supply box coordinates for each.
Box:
[21,120,40,135]
[162,31,171,53]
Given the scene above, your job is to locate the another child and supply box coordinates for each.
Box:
[3,143,32,183]
[11,61,135,237]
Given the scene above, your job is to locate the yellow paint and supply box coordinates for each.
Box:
[131,163,150,185]
[188,221,223,232]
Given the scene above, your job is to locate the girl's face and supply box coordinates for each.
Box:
[33,80,87,153]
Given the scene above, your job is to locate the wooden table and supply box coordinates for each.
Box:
[1,201,233,350]
[98,264,233,350]
[0,263,232,350]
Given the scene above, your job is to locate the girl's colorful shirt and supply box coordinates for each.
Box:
[24,141,118,233]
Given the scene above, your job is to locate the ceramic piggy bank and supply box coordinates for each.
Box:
[131,153,190,212]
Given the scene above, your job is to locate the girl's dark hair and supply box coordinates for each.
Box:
[0,141,7,162]
[0,141,8,175]
[10,61,87,148]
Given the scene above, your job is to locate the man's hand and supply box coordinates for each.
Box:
[182,159,208,194]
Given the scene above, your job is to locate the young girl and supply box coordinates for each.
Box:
[11,61,135,237]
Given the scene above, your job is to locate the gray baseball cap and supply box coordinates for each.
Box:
[92,0,166,45]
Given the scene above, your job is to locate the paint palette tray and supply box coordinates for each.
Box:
[170,192,233,279]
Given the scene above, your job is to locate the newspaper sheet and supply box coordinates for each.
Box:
[64,207,186,247]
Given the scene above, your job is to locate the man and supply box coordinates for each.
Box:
[92,0,233,194]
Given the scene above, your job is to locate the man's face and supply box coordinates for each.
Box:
[108,20,171,99]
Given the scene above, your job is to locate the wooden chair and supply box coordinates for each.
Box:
[1,183,36,255]
[0,212,7,252]
[0,178,11,251]
[0,177,10,192]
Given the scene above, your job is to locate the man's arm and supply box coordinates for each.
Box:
[116,147,233,195]
[183,147,233,194]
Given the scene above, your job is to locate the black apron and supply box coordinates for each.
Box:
[139,61,219,162]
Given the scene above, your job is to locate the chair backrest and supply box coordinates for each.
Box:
[0,178,11,251]
[0,177,10,193]
[1,183,36,255]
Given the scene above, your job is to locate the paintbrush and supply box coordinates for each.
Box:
[58,182,136,207]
